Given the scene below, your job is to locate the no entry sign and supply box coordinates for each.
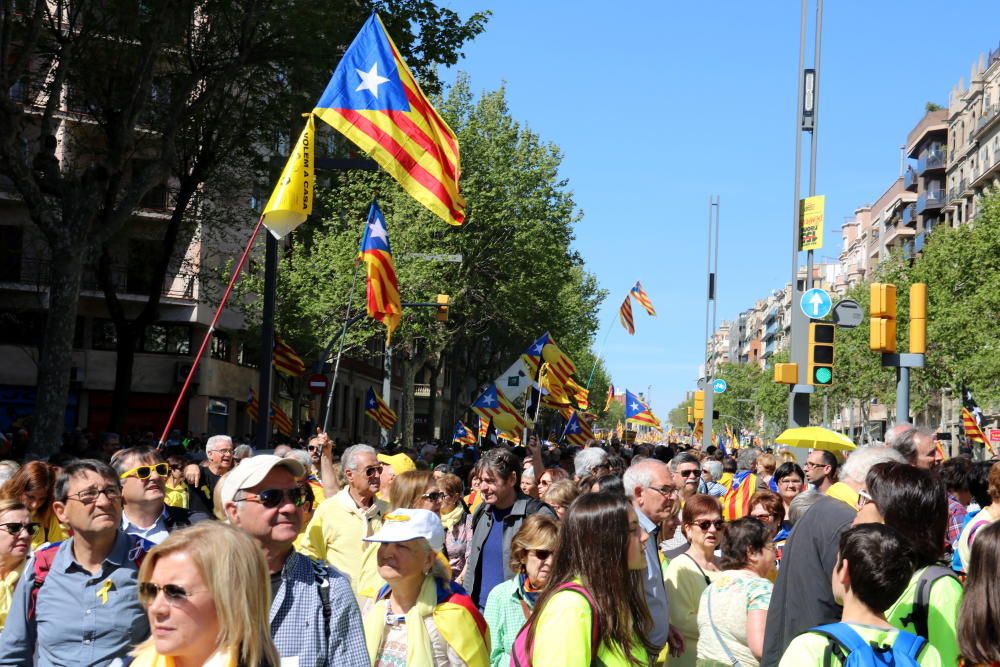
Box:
[307,374,329,394]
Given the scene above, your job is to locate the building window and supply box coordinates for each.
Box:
[211,331,231,361]
[127,239,163,294]
[92,319,120,351]
[0,226,23,282]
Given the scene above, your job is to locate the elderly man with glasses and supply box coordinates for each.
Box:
[300,444,388,589]
[0,460,149,666]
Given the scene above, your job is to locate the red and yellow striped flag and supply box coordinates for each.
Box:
[365,387,397,430]
[313,13,465,226]
[630,281,657,316]
[962,407,993,455]
[566,377,589,411]
[722,471,759,521]
[273,335,306,377]
[619,294,635,335]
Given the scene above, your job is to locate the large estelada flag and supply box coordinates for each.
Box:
[722,470,759,521]
[520,332,576,386]
[625,389,661,429]
[452,421,477,446]
[313,12,465,226]
[563,411,594,446]
[365,387,397,430]
[359,201,403,342]
[273,335,306,377]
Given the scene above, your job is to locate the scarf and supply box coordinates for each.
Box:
[129,643,239,667]
[440,504,466,531]
[516,572,540,609]
[364,575,437,667]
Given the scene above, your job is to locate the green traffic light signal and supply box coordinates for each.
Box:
[814,367,832,384]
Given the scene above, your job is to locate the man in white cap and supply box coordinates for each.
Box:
[223,455,369,667]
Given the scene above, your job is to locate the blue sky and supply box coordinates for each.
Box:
[440,1,1000,415]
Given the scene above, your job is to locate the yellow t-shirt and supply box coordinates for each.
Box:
[825,481,859,510]
[0,561,25,630]
[886,567,963,667]
[663,554,717,667]
[778,623,943,667]
[164,481,188,509]
[299,489,387,588]
[531,580,649,667]
[31,510,67,551]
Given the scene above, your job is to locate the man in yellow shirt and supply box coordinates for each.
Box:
[300,444,388,586]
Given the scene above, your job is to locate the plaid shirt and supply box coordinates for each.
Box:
[947,493,968,548]
[271,551,369,667]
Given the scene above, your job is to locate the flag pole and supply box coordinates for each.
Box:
[321,257,363,433]
[585,306,621,390]
[159,215,266,445]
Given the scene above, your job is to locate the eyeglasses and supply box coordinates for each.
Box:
[778,478,803,486]
[803,461,829,469]
[689,519,725,531]
[750,513,776,522]
[0,522,39,536]
[306,445,320,453]
[422,491,445,503]
[66,486,122,504]
[138,582,206,607]
[210,448,234,456]
[120,463,169,480]
[857,489,873,510]
[648,485,679,497]
[362,465,384,478]
[236,487,307,509]
[529,549,553,561]
[678,469,702,478]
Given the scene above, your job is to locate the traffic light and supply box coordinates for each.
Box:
[910,283,927,354]
[693,390,705,420]
[869,283,897,353]
[686,407,693,425]
[435,294,450,322]
[807,322,835,386]
[774,362,798,385]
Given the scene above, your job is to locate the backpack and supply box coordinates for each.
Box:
[897,565,960,640]
[810,623,926,667]
[28,537,148,621]
[510,582,599,667]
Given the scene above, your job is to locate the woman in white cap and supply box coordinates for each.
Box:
[362,508,490,667]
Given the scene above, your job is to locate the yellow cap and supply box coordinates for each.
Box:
[377,452,416,475]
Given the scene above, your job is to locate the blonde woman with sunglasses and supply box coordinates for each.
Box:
[115,522,280,667]
[0,499,35,630]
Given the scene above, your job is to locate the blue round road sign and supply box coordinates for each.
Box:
[712,379,728,394]
[800,288,832,320]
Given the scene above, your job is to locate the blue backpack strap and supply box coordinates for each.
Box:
[889,630,926,660]
[810,623,869,666]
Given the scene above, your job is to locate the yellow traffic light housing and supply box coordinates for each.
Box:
[435,294,450,322]
[693,390,705,420]
[910,283,927,354]
[774,362,799,385]
[686,407,693,425]
[869,283,897,353]
[807,322,835,386]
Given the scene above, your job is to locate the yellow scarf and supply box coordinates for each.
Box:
[364,575,437,666]
[129,643,239,667]
[439,504,465,531]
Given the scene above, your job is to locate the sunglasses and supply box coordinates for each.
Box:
[679,469,702,478]
[236,487,307,509]
[138,582,204,607]
[0,521,40,536]
[857,489,873,510]
[120,463,169,480]
[362,465,384,477]
[306,445,320,453]
[422,491,445,502]
[168,464,183,471]
[529,549,553,561]
[689,519,725,531]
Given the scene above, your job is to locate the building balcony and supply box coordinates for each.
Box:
[0,259,198,301]
[914,232,926,254]
[917,149,946,175]
[916,189,945,214]
[883,221,915,248]
[901,204,916,227]
[973,104,1000,140]
[972,148,1000,189]
[904,166,919,191]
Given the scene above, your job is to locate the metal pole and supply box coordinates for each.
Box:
[704,197,719,450]
[381,338,391,447]
[703,197,715,450]
[896,367,910,424]
[321,263,362,433]
[255,233,279,448]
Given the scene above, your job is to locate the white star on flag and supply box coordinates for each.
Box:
[355,63,390,99]
[480,393,496,407]
[630,402,641,412]
[368,217,389,245]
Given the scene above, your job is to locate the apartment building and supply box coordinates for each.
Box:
[905,109,948,257]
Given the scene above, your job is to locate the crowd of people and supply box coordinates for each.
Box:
[0,421,995,666]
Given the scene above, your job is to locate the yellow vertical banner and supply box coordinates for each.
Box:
[262,114,315,240]
[799,194,825,251]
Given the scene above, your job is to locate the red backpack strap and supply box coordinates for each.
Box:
[28,543,62,621]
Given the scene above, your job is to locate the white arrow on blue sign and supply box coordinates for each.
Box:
[712,379,728,394]
[800,288,832,320]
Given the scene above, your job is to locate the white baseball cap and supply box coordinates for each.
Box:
[220,455,305,506]
[364,508,445,552]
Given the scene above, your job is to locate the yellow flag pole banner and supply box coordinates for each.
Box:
[262,114,315,239]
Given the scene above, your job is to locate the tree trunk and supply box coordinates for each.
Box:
[401,356,419,450]
[427,351,444,440]
[29,248,85,459]
[107,326,139,433]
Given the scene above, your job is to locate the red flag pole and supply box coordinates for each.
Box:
[159,215,266,445]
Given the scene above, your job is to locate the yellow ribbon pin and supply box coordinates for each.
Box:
[97,580,113,605]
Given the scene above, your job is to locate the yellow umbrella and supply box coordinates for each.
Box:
[775,426,857,452]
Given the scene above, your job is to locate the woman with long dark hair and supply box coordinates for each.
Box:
[958,520,1000,666]
[519,492,653,666]
[0,461,65,550]
[857,461,961,667]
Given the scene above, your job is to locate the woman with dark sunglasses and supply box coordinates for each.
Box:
[665,494,724,667]
[0,461,66,551]
[483,513,559,667]
[0,499,35,630]
[119,522,280,667]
